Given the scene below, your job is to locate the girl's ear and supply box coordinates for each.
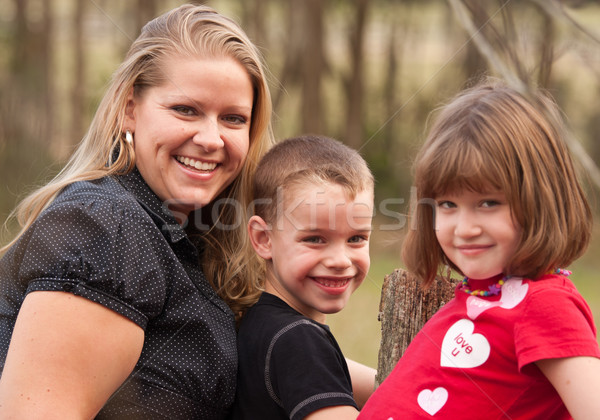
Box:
[248,215,272,260]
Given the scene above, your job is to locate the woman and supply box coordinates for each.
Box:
[0,4,273,419]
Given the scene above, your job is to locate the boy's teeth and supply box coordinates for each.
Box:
[315,278,350,288]
[177,156,217,171]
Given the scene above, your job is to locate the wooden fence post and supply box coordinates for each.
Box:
[375,268,458,387]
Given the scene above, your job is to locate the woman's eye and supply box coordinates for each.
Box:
[172,106,196,116]
[223,115,248,125]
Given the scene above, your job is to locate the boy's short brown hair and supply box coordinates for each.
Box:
[252,135,374,224]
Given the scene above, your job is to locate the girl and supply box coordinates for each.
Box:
[359,80,600,419]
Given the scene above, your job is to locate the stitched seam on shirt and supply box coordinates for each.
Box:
[289,392,355,420]
[264,319,323,408]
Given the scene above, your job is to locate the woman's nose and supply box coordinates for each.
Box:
[192,119,225,152]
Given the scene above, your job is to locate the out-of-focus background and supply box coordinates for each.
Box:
[1,0,599,368]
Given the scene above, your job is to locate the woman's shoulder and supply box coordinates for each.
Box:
[46,177,151,227]
[55,177,136,208]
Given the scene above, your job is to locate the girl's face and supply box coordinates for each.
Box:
[125,55,253,222]
[434,188,521,280]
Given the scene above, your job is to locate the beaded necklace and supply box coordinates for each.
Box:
[460,276,505,297]
[460,268,572,297]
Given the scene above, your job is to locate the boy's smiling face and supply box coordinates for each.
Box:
[251,182,373,323]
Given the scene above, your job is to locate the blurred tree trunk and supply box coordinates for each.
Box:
[272,1,302,114]
[6,0,50,144]
[1,0,55,220]
[12,0,28,77]
[460,1,488,81]
[135,0,158,35]
[536,6,554,88]
[344,0,369,149]
[42,0,54,149]
[383,21,399,153]
[301,0,325,134]
[241,0,267,49]
[70,0,86,152]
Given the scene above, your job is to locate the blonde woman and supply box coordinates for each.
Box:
[0,4,273,418]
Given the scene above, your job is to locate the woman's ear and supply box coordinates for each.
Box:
[248,215,272,260]
[123,87,136,131]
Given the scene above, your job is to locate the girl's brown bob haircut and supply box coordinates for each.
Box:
[402,80,592,286]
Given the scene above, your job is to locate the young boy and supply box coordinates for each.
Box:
[230,135,375,420]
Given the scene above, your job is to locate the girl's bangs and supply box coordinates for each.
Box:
[423,137,504,197]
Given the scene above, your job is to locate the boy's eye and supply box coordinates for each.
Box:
[348,235,368,244]
[302,236,323,244]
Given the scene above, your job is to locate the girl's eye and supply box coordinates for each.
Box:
[172,105,196,116]
[437,200,455,209]
[481,200,500,208]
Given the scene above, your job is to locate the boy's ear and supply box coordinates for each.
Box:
[248,215,272,260]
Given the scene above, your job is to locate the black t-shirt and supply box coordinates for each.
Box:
[231,292,357,420]
[0,169,237,419]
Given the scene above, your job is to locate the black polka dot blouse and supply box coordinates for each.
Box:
[0,169,237,419]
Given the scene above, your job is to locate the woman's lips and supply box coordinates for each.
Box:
[175,155,218,171]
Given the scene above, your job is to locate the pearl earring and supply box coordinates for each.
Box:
[125,130,134,145]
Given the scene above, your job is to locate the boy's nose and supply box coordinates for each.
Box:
[323,245,353,270]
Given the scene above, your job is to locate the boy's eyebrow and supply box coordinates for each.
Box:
[297,225,373,233]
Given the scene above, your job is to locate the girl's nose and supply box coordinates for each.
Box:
[454,211,482,238]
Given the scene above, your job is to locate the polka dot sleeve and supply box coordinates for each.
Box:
[17,193,168,330]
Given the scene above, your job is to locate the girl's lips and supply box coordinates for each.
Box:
[457,244,492,255]
[175,155,218,171]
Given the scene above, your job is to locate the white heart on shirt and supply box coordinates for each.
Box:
[441,319,490,368]
[499,278,528,309]
[466,278,528,319]
[466,296,502,319]
[417,387,448,416]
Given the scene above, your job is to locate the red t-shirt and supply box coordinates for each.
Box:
[359,275,600,419]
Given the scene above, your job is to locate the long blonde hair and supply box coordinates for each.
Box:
[2,4,275,316]
[402,80,591,286]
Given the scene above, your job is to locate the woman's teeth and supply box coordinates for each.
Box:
[176,156,217,171]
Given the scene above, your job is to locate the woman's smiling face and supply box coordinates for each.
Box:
[125,55,253,221]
